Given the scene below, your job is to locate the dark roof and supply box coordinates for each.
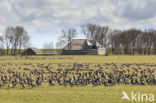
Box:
[28,47,42,53]
[63,39,104,50]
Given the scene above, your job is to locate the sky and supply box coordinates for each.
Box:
[0,0,156,48]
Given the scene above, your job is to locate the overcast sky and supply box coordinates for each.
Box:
[0,0,156,48]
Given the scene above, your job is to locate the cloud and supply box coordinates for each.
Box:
[0,0,156,48]
[121,0,156,21]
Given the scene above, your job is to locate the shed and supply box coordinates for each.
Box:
[23,47,42,55]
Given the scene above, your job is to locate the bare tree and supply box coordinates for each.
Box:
[43,42,53,49]
[0,36,4,55]
[98,26,109,47]
[81,24,98,42]
[18,31,30,54]
[3,26,30,55]
[4,27,14,55]
[144,30,156,55]
[13,26,24,55]
[81,24,109,47]
[56,41,65,49]
[81,24,91,40]
[118,30,132,54]
[152,32,156,55]
[61,28,77,50]
[136,33,144,54]
[125,29,141,55]
[108,29,121,54]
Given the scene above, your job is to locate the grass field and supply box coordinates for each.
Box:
[0,55,156,103]
[1,55,156,63]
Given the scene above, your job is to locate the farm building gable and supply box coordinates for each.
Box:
[63,39,87,50]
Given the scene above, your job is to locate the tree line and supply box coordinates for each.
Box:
[0,26,30,55]
[1,24,156,55]
[57,24,156,55]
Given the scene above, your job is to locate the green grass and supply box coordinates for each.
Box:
[1,55,156,63]
[0,85,155,103]
[0,55,156,103]
[40,49,62,53]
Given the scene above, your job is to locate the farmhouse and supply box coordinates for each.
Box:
[23,47,42,55]
[62,39,106,55]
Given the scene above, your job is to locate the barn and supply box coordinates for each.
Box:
[23,47,42,55]
[62,39,106,55]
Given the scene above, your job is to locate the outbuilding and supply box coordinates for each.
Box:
[23,47,42,55]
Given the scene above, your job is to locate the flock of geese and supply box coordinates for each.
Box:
[0,63,155,88]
